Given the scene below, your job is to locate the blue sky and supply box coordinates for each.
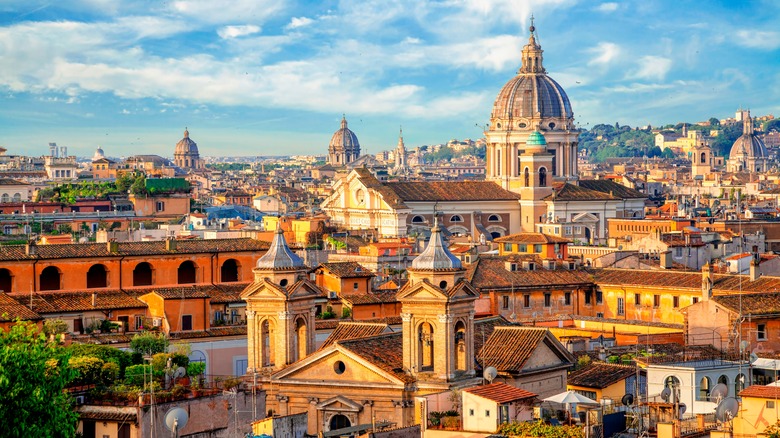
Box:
[1,0,779,158]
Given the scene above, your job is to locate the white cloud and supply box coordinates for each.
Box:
[586,42,621,65]
[286,17,313,29]
[169,0,282,24]
[217,25,261,39]
[595,3,619,12]
[734,30,780,50]
[629,56,672,81]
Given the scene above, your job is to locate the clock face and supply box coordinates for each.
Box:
[356,189,365,204]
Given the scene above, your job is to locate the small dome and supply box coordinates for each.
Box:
[92,146,105,161]
[329,116,360,154]
[175,128,199,155]
[411,222,462,271]
[526,130,547,146]
[256,226,305,270]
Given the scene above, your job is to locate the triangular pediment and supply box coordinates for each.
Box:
[271,346,405,386]
[448,281,480,301]
[287,279,323,300]
[316,395,363,412]
[396,280,449,302]
[522,334,575,372]
[240,280,288,300]
[571,212,599,223]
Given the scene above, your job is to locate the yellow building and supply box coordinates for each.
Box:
[731,385,780,437]
[566,363,641,403]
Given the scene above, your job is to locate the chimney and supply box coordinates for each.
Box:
[107,239,119,253]
[165,238,177,251]
[91,292,97,307]
[750,259,760,282]
[660,250,672,269]
[701,262,713,301]
[25,240,37,256]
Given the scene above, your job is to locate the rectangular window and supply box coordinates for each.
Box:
[544,293,551,307]
[634,293,641,305]
[503,243,513,252]
[502,296,510,310]
[564,292,571,306]
[653,295,660,308]
[353,282,358,290]
[485,410,490,417]
[518,244,527,252]
[469,409,475,416]
[675,247,682,257]
[768,401,775,409]
[156,201,165,212]
[596,291,603,304]
[692,297,699,304]
[523,294,530,308]
[673,296,680,308]
[585,291,592,305]
[564,226,572,235]
[534,244,543,253]
[182,315,193,331]
[134,315,143,331]
[758,324,767,340]
[617,297,625,316]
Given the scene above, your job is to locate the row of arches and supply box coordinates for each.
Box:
[0,259,242,292]
[410,214,503,224]
[255,316,309,368]
[665,374,746,402]
[416,320,468,373]
[0,193,23,203]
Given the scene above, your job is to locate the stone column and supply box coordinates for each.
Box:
[277,395,289,416]
[246,310,256,372]
[362,400,374,426]
[437,314,452,379]
[307,397,319,435]
[401,312,413,374]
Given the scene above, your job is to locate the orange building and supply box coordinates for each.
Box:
[313,262,374,297]
[494,233,570,260]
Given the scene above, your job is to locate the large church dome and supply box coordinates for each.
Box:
[729,117,767,160]
[490,24,573,131]
[175,129,199,155]
[329,116,360,154]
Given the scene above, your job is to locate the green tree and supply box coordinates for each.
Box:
[130,174,147,196]
[0,320,78,436]
[764,119,780,133]
[130,331,169,356]
[708,117,720,127]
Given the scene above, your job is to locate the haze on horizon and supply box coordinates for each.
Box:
[0,0,778,158]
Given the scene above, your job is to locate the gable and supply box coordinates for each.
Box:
[396,281,449,302]
[272,347,405,386]
[521,339,570,372]
[240,281,288,300]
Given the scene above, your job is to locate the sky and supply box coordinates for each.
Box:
[0,0,779,158]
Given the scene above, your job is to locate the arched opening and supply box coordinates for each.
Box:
[39,266,61,291]
[455,321,467,371]
[0,268,12,292]
[718,375,729,386]
[295,318,308,362]
[0,194,8,202]
[329,414,351,431]
[261,319,275,367]
[418,322,434,372]
[524,167,530,187]
[450,215,463,223]
[701,152,706,164]
[12,193,20,202]
[491,231,502,239]
[86,264,108,289]
[133,262,153,286]
[488,214,501,222]
[539,167,547,187]
[411,215,425,224]
[178,261,197,284]
[699,376,711,401]
[735,373,746,395]
[221,259,240,282]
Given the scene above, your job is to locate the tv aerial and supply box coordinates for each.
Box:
[483,366,498,383]
[164,407,189,438]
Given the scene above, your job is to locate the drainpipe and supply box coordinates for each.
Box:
[31,258,39,308]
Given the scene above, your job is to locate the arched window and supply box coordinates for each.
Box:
[189,350,207,375]
[701,152,706,164]
[735,373,746,395]
[418,322,434,372]
[699,376,711,401]
[12,193,21,202]
[665,375,680,388]
[86,264,108,289]
[0,194,8,203]
[718,375,729,386]
[488,214,501,222]
[40,266,61,291]
[539,167,547,187]
[133,262,153,287]
[177,261,197,284]
[295,318,307,362]
[261,319,275,367]
[0,268,12,292]
[330,414,351,431]
[524,167,530,187]
[454,321,467,371]
[450,215,463,223]
[411,215,425,224]
[220,259,240,282]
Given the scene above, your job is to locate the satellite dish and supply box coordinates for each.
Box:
[710,383,729,403]
[174,366,186,379]
[740,340,749,353]
[661,387,671,402]
[483,367,498,383]
[715,397,740,422]
[164,407,189,433]
[679,403,687,415]
[750,352,759,364]
[621,393,634,406]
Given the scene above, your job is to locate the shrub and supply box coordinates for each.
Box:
[67,344,132,377]
[130,332,169,356]
[70,356,105,386]
[124,364,151,386]
[187,362,206,377]
[497,420,585,438]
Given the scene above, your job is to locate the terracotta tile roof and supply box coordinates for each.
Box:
[0,292,41,321]
[466,256,593,290]
[208,283,251,304]
[317,262,375,278]
[567,363,637,389]
[0,238,269,261]
[338,332,415,383]
[464,382,537,403]
[70,333,133,345]
[740,385,780,399]
[477,326,548,371]
[713,293,780,316]
[375,280,400,291]
[593,269,780,294]
[474,316,510,360]
[578,179,647,199]
[11,290,146,314]
[321,322,390,349]
[342,291,397,305]
[76,406,137,422]
[353,168,408,209]
[545,183,617,201]
[139,286,212,300]
[170,325,247,339]
[494,233,571,244]
[384,181,521,202]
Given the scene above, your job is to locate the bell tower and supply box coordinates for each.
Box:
[691,138,712,179]
[241,226,319,372]
[397,220,478,381]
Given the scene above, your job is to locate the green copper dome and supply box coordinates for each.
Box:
[526,130,547,146]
